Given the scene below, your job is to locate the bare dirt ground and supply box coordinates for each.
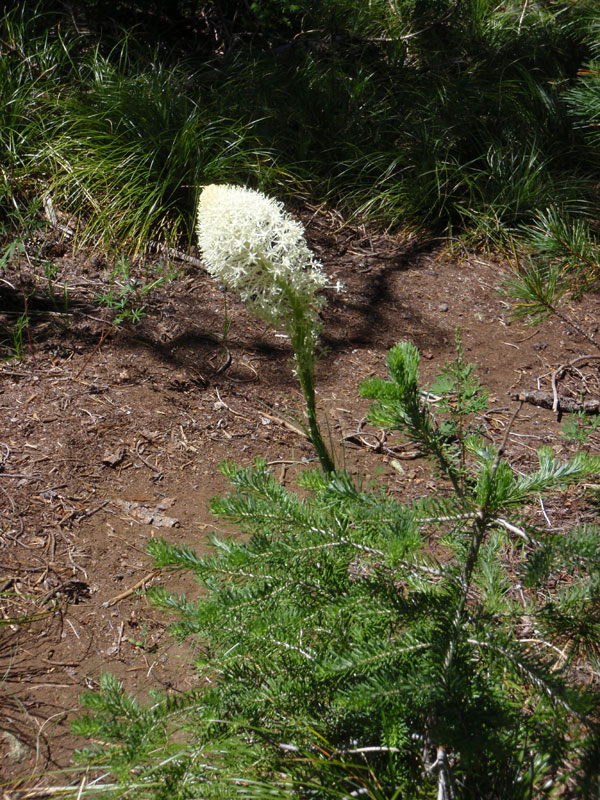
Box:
[1,208,599,792]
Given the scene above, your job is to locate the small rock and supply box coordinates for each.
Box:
[102,447,126,467]
[438,302,449,312]
[2,731,29,762]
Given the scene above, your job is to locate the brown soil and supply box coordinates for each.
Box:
[1,209,599,791]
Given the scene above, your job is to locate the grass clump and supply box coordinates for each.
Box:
[2,1,600,255]
[39,45,273,254]
[0,6,73,231]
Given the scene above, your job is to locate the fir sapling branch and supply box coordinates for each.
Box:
[360,340,481,495]
[442,402,522,675]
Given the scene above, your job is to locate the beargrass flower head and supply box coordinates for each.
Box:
[196,184,327,332]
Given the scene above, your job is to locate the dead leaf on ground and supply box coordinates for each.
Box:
[112,497,180,528]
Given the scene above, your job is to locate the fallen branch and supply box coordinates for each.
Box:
[102,569,161,608]
[512,391,599,415]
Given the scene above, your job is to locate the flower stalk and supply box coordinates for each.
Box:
[196,184,335,473]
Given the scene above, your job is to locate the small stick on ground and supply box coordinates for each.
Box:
[135,441,164,476]
[102,569,161,608]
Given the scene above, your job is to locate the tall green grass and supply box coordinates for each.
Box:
[0,8,279,253]
[0,6,75,230]
[171,0,599,240]
[40,45,275,253]
[1,1,599,252]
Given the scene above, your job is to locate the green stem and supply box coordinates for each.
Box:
[443,511,487,673]
[295,348,335,474]
[285,294,335,474]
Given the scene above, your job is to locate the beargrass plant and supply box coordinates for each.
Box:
[196,184,335,473]
[70,340,600,799]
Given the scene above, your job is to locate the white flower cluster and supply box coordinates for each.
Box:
[196,184,327,329]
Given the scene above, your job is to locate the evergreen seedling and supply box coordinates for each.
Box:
[72,341,600,799]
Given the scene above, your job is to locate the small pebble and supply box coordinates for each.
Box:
[1,731,29,762]
[438,302,449,312]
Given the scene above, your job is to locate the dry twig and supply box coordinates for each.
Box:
[102,570,161,608]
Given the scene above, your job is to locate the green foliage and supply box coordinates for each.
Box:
[567,59,600,153]
[0,239,25,272]
[503,208,600,339]
[565,0,600,156]
[9,311,29,360]
[562,411,600,449]
[2,2,600,253]
[0,6,64,223]
[521,207,600,292]
[503,261,568,327]
[216,0,593,239]
[39,44,271,254]
[71,342,600,798]
[96,256,166,324]
[360,334,488,492]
